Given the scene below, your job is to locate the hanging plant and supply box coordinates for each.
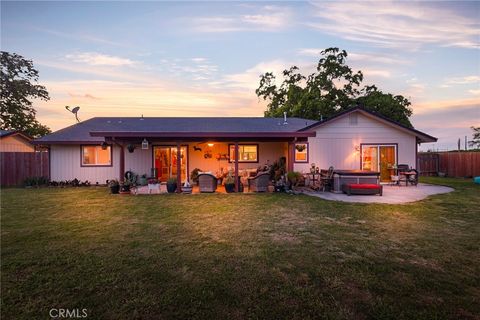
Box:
[295,144,306,152]
[127,144,135,153]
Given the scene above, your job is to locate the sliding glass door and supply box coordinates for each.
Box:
[361,144,397,182]
[153,146,188,183]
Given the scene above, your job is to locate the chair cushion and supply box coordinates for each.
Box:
[347,184,381,189]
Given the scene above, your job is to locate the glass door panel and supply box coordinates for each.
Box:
[361,145,397,182]
[153,146,187,183]
[379,146,396,182]
[361,146,378,172]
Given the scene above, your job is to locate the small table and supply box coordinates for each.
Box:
[305,173,321,190]
[403,171,417,186]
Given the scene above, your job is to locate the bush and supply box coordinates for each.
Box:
[287,171,302,186]
[190,168,202,184]
[23,176,49,187]
[167,177,178,184]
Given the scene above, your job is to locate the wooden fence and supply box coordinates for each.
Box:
[0,152,49,187]
[418,152,480,177]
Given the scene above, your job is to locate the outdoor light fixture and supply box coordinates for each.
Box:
[101,142,108,150]
[142,138,149,150]
[355,145,360,152]
[207,143,214,147]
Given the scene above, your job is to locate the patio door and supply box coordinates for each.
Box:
[361,145,396,182]
[153,146,188,183]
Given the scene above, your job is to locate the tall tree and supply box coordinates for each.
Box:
[1,51,51,138]
[256,47,414,127]
[468,126,480,149]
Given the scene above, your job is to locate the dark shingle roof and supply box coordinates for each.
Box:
[35,117,316,143]
[0,130,14,137]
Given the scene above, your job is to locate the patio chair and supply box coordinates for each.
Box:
[320,166,334,192]
[248,172,270,192]
[198,173,217,193]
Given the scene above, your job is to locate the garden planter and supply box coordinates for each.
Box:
[167,183,177,193]
[225,183,235,193]
[138,177,147,186]
[182,186,193,194]
[110,185,120,194]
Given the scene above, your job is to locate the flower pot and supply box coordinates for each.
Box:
[138,177,147,186]
[182,186,193,194]
[225,183,235,193]
[110,185,120,194]
[167,182,177,193]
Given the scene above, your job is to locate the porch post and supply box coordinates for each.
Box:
[119,143,125,181]
[176,142,182,193]
[234,141,239,192]
[287,141,294,172]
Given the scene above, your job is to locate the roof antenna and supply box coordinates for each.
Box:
[65,106,80,123]
[140,114,144,120]
[283,112,288,125]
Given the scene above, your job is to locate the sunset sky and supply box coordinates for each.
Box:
[1,1,479,150]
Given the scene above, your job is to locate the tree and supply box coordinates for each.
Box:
[468,126,480,149]
[1,51,51,138]
[256,47,413,127]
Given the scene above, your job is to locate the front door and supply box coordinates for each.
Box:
[153,146,188,183]
[361,145,396,182]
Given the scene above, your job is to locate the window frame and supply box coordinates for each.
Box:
[80,144,113,167]
[228,144,259,163]
[294,142,309,163]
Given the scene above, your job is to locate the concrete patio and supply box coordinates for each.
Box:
[303,183,454,204]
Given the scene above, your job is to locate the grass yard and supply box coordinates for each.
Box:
[1,177,479,319]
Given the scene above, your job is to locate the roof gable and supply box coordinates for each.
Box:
[299,107,437,143]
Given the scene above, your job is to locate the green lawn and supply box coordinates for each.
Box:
[1,177,479,319]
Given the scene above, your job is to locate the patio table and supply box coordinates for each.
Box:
[403,171,417,186]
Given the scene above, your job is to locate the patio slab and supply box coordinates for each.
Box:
[303,183,454,204]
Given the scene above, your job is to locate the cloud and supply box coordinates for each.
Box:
[34,27,124,47]
[35,79,268,130]
[307,2,480,49]
[443,75,480,86]
[189,5,292,33]
[65,52,137,66]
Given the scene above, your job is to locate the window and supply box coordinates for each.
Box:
[81,145,112,166]
[294,143,308,162]
[229,144,258,163]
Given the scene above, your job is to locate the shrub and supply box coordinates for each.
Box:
[167,177,178,184]
[190,168,202,184]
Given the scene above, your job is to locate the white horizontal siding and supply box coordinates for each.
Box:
[50,145,120,183]
[294,112,417,172]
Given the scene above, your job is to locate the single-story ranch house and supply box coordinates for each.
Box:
[34,107,436,190]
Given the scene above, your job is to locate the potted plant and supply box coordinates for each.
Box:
[182,181,193,194]
[224,174,235,193]
[287,171,302,189]
[127,144,135,153]
[166,177,177,193]
[190,168,202,185]
[119,181,131,194]
[108,179,120,194]
[138,174,148,186]
[274,175,286,192]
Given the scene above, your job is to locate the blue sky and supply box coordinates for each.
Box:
[1,1,479,150]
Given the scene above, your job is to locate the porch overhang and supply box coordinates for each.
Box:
[90,131,316,141]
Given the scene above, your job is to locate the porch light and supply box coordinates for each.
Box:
[101,142,108,150]
[355,145,360,152]
[142,138,149,150]
[207,143,214,147]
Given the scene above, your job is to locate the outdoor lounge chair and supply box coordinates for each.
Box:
[198,173,217,193]
[248,172,270,192]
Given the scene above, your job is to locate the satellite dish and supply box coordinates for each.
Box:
[65,105,81,123]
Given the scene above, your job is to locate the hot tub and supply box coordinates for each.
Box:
[332,170,380,193]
